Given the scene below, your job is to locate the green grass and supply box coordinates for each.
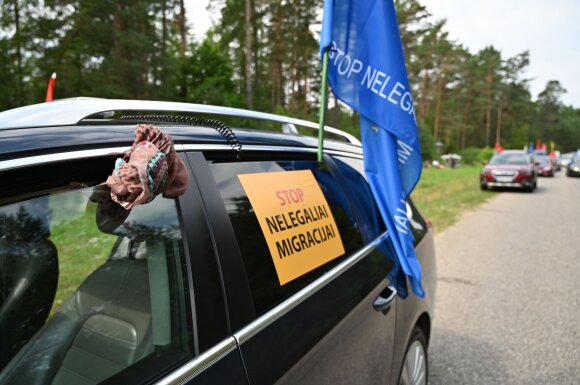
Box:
[48,203,117,315]
[411,165,496,232]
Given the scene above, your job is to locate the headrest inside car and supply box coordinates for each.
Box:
[88,185,181,242]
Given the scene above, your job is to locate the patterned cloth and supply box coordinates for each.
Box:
[106,124,190,209]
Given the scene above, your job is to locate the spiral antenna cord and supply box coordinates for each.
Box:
[120,114,242,158]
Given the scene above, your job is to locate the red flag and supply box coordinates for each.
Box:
[45,72,57,102]
[494,142,504,152]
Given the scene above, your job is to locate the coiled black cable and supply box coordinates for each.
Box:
[120,114,242,158]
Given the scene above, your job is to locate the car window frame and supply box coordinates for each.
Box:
[0,150,236,385]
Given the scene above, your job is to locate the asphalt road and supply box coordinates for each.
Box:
[429,171,580,385]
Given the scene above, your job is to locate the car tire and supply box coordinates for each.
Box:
[480,183,487,191]
[398,327,428,385]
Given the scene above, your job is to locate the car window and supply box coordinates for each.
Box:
[0,185,192,384]
[208,159,363,316]
[333,156,427,245]
[489,153,528,165]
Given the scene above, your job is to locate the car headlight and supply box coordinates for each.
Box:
[574,167,579,172]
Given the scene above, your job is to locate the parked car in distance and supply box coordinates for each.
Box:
[566,154,580,177]
[559,152,574,169]
[552,151,561,171]
[480,150,537,192]
[0,99,436,385]
[535,155,554,177]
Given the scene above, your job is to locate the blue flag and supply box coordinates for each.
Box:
[321,0,424,297]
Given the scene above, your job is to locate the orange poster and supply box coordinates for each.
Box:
[238,170,345,285]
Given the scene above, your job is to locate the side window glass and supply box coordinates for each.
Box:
[334,156,427,245]
[333,156,386,240]
[209,160,363,316]
[0,185,192,384]
[406,200,428,244]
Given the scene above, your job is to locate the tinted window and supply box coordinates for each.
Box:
[406,200,428,244]
[333,156,427,245]
[332,156,386,240]
[209,160,363,315]
[0,186,192,384]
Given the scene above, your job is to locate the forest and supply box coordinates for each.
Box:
[1,0,579,159]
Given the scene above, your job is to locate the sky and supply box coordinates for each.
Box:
[421,0,580,107]
[187,0,580,108]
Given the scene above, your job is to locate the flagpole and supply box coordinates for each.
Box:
[317,47,330,163]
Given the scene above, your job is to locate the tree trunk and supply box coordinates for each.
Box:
[178,0,187,55]
[112,4,126,94]
[303,79,308,120]
[433,73,444,142]
[270,6,283,109]
[13,0,23,105]
[496,101,502,145]
[418,69,429,121]
[244,0,253,109]
[289,51,297,114]
[161,0,167,55]
[461,94,472,150]
[484,72,493,147]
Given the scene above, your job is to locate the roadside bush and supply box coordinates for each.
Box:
[458,147,480,165]
[478,147,495,162]
[419,123,437,160]
[459,147,495,165]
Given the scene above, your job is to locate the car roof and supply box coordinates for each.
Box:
[496,150,527,155]
[0,99,363,160]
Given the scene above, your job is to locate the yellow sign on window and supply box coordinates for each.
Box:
[238,170,345,285]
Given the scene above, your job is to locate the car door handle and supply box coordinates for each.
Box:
[373,285,397,314]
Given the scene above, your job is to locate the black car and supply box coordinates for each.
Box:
[566,154,580,177]
[0,99,436,385]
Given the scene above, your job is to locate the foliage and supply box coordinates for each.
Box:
[457,146,495,165]
[0,0,578,155]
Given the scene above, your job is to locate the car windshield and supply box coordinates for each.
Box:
[536,157,550,165]
[489,153,527,165]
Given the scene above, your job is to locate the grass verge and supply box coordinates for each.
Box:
[411,165,496,233]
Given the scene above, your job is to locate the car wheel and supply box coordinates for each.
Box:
[398,328,428,385]
[480,183,487,191]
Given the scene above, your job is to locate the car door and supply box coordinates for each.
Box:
[0,152,249,385]
[189,149,398,385]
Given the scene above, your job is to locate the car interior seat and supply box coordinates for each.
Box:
[0,221,59,372]
[0,243,155,385]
